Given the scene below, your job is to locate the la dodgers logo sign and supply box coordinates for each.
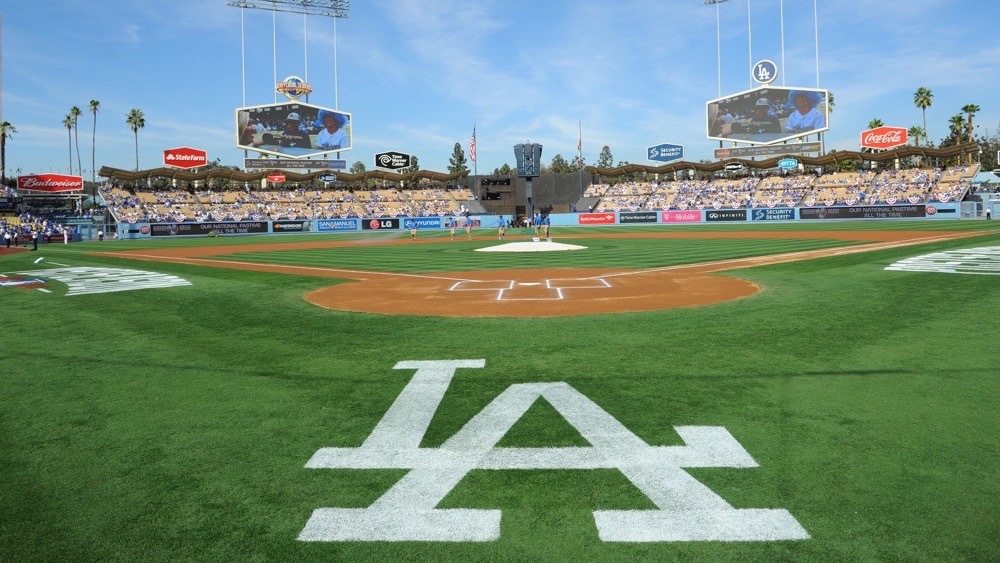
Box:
[299,360,809,542]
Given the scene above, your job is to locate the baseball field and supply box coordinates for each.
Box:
[2,219,998,561]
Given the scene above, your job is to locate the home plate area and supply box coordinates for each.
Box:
[451,276,612,301]
[303,266,761,317]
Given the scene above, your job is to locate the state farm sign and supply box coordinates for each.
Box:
[860,126,907,150]
[17,173,84,192]
[163,147,208,169]
[267,173,286,183]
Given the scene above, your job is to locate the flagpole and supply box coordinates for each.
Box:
[577,120,583,200]
[469,125,477,199]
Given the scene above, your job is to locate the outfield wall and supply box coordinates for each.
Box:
[115,202,964,239]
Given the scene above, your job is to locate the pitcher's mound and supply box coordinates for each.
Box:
[476,240,586,252]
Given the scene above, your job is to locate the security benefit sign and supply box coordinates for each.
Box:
[647,143,684,163]
[298,360,810,543]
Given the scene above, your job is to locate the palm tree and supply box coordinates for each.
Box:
[961,103,980,164]
[126,108,145,171]
[89,99,100,189]
[913,87,933,145]
[908,125,926,166]
[818,91,835,151]
[0,121,15,187]
[63,114,75,175]
[70,105,83,180]
[961,103,980,144]
[948,114,966,142]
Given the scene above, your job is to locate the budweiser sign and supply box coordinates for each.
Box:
[163,147,208,169]
[17,173,84,192]
[860,126,907,150]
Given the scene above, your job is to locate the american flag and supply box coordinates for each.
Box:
[469,127,477,162]
[577,121,583,169]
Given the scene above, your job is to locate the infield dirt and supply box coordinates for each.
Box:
[100,229,981,317]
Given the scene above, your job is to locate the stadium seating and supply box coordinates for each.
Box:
[99,165,977,224]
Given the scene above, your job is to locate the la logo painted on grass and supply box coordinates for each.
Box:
[299,360,809,543]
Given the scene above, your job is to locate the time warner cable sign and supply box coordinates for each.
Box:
[375,151,412,170]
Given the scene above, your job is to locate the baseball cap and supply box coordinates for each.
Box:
[286,112,301,121]
[320,110,348,126]
[755,98,770,107]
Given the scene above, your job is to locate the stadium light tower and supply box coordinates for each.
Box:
[227,1,350,105]
[226,0,349,18]
[703,0,732,98]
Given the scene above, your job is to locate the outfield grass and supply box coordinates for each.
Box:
[1,220,998,562]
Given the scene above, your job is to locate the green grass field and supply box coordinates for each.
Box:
[2,220,998,562]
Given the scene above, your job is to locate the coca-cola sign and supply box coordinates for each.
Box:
[17,173,84,192]
[860,126,907,150]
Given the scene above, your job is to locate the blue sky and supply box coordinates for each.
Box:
[2,0,999,178]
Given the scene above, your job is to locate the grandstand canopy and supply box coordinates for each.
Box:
[585,143,981,177]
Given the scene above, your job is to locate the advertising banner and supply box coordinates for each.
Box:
[317,218,359,232]
[163,147,208,169]
[619,211,658,224]
[860,126,907,150]
[375,151,412,170]
[705,209,747,222]
[662,210,703,224]
[751,208,795,221]
[715,142,821,159]
[245,158,347,170]
[404,217,442,229]
[799,205,926,220]
[923,203,959,219]
[272,221,310,233]
[362,218,401,230]
[646,143,684,163]
[578,212,615,225]
[17,174,84,192]
[150,222,269,236]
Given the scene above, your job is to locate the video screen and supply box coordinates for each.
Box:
[707,86,829,145]
[236,102,352,158]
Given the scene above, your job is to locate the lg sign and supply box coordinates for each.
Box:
[163,147,208,169]
[860,127,907,150]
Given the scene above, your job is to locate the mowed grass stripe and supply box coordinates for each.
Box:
[215,237,857,273]
[1,222,998,561]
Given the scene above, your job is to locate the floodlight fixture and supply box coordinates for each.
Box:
[227,0,349,18]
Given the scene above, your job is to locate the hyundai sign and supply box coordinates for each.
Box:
[778,158,799,169]
[647,143,684,163]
